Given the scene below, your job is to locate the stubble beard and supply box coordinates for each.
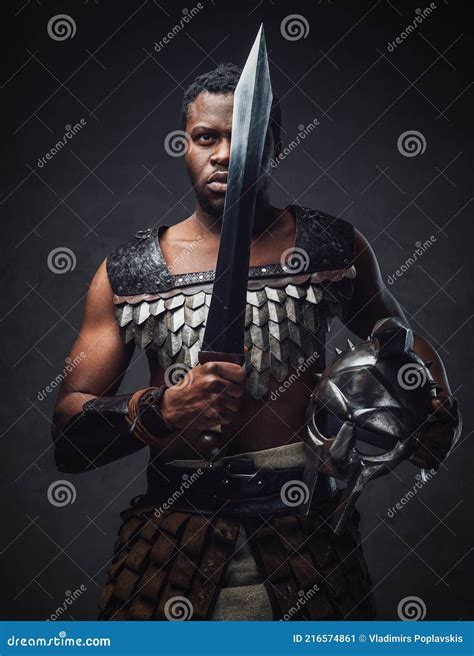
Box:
[195,186,225,221]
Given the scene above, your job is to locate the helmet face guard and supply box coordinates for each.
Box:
[300,317,437,534]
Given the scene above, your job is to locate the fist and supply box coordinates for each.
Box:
[159,361,246,431]
[409,394,462,469]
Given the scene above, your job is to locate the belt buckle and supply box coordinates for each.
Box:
[225,457,257,481]
[217,458,268,496]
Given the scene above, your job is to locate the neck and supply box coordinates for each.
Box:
[193,195,275,237]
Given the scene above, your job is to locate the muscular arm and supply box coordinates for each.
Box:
[52,259,135,432]
[51,258,247,472]
[345,229,451,393]
[51,258,145,473]
[343,228,460,469]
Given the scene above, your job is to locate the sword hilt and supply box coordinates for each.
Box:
[196,351,246,463]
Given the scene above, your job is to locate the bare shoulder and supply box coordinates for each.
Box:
[160,215,199,245]
[91,257,114,300]
[83,257,116,327]
[354,226,374,254]
[353,227,383,283]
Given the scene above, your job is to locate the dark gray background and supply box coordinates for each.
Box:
[1,0,472,621]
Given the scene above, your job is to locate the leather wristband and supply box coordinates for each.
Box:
[56,393,143,473]
[126,385,176,445]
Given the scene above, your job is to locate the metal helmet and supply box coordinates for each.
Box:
[301,316,438,534]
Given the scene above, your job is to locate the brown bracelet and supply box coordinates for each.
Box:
[126,386,176,445]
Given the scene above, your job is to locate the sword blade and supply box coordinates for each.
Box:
[201,25,273,354]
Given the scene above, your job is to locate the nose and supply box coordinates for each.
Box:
[210,138,230,168]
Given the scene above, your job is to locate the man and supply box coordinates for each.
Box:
[51,63,461,621]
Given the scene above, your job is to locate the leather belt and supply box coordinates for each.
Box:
[130,456,337,518]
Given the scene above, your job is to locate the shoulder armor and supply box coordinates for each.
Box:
[297,206,355,272]
[106,205,355,297]
[106,225,173,297]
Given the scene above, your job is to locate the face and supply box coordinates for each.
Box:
[184,91,278,219]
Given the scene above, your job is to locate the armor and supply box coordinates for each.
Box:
[97,445,376,622]
[106,205,357,399]
[96,205,378,621]
[303,316,439,534]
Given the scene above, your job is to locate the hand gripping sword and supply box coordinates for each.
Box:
[196,25,273,459]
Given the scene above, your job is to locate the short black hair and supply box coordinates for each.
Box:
[180,62,281,144]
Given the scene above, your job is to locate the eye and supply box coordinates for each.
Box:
[196,132,216,145]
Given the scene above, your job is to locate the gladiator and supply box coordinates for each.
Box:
[51,28,461,621]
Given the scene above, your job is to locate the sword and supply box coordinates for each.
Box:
[196,25,273,458]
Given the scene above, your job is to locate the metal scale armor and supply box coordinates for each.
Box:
[106,204,357,399]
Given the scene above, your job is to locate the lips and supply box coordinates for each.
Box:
[207,171,228,194]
